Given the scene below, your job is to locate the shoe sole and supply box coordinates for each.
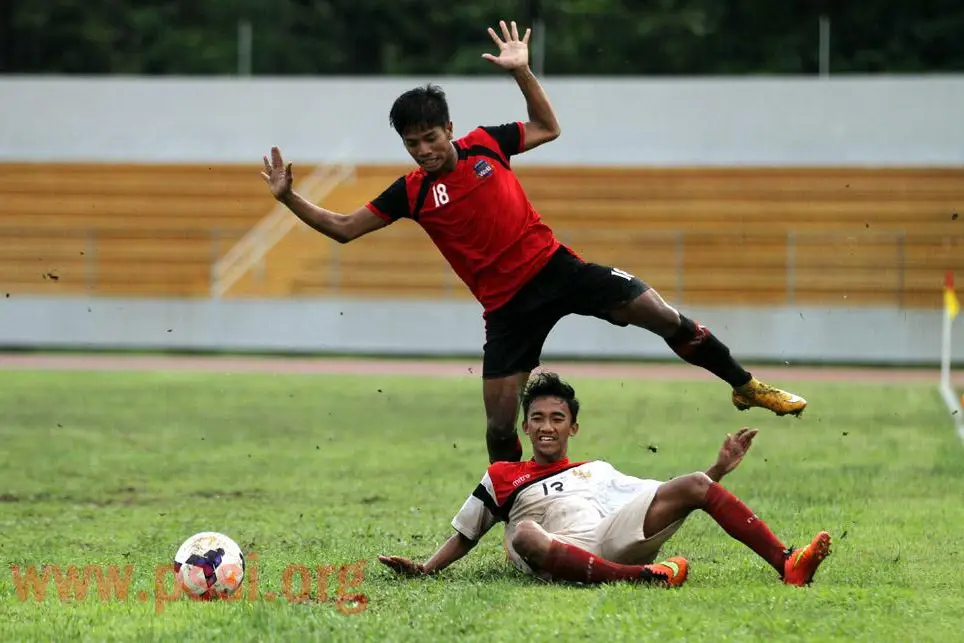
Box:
[733,398,806,417]
[639,567,686,588]
[805,531,833,583]
[640,561,688,588]
[787,531,833,586]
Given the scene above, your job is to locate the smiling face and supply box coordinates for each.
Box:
[522,395,579,464]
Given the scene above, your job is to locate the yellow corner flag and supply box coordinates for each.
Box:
[946,271,960,320]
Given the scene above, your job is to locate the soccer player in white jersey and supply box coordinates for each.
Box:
[379,372,832,587]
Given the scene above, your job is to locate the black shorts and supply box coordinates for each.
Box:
[482,246,649,379]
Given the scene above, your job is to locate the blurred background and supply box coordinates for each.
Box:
[0,0,962,366]
[3,1,964,76]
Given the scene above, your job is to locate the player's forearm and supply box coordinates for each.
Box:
[705,464,726,482]
[420,533,476,575]
[512,66,560,135]
[280,191,352,243]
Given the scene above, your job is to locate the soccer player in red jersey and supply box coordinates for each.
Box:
[377,372,833,588]
[260,19,807,464]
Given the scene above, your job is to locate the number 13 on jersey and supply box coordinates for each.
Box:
[432,183,449,206]
[542,481,564,495]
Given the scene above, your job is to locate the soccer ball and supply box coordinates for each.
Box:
[173,531,245,600]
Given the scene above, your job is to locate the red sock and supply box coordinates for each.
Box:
[539,540,646,584]
[704,482,787,573]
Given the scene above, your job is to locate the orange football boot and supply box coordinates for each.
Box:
[641,556,688,587]
[783,531,832,586]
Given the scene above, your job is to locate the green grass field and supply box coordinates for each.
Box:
[2,367,963,642]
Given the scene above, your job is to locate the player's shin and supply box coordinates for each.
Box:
[485,431,523,464]
[665,315,752,387]
[538,540,649,584]
[703,482,787,573]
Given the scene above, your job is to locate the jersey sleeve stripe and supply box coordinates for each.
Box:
[410,176,434,220]
[365,202,393,222]
[463,145,510,170]
[471,483,499,516]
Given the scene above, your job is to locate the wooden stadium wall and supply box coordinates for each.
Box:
[2,163,960,309]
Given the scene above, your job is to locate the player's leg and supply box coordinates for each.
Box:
[610,290,806,416]
[609,288,752,387]
[643,472,831,585]
[565,254,806,417]
[509,520,679,586]
[482,372,530,463]
[482,302,561,463]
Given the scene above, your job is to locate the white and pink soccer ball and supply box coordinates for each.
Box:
[173,531,245,600]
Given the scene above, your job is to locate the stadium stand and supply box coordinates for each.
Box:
[0,163,275,296]
[285,166,964,307]
[1,164,960,306]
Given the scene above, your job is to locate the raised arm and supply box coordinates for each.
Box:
[705,428,758,482]
[261,147,388,244]
[482,20,561,152]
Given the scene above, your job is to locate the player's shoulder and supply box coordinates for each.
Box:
[575,460,625,479]
[579,459,613,468]
[402,166,427,184]
[382,167,427,197]
[457,124,507,147]
[485,460,531,486]
[486,458,592,485]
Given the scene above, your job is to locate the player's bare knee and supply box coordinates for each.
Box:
[613,291,680,336]
[511,520,549,558]
[644,295,681,336]
[686,472,713,506]
[660,472,712,508]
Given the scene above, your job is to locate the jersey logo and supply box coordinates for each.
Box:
[473,158,494,179]
[571,469,592,480]
[511,473,532,488]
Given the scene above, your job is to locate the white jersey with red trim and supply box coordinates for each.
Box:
[451,458,656,542]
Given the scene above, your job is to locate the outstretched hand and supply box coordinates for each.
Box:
[377,555,428,578]
[482,20,531,71]
[713,428,758,477]
[260,146,293,201]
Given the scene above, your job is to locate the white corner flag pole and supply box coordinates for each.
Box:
[938,270,964,443]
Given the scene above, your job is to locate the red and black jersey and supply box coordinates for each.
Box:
[365,123,561,314]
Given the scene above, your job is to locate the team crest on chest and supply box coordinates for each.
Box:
[473,158,494,179]
[571,469,592,480]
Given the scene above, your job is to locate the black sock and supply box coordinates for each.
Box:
[486,433,523,464]
[665,315,752,387]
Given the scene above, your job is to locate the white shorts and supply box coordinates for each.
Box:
[505,479,687,577]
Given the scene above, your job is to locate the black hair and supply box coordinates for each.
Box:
[389,84,450,136]
[521,372,580,423]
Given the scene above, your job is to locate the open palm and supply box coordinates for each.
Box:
[482,20,531,71]
[260,146,292,200]
[715,428,758,476]
[378,555,426,578]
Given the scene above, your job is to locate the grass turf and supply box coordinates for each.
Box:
[1,369,962,642]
